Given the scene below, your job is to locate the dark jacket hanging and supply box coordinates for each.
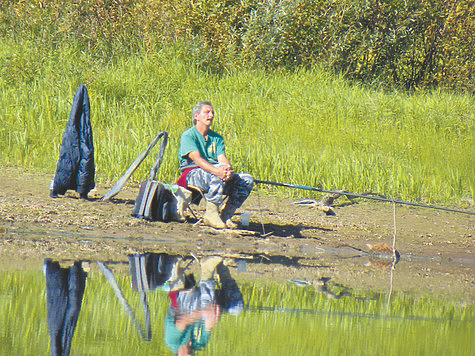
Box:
[52,85,95,195]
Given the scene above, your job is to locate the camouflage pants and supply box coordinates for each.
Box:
[186,165,254,206]
[176,279,217,314]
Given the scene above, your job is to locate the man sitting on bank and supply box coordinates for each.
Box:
[178,101,254,229]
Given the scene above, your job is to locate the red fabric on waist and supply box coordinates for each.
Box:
[177,167,197,188]
[168,290,179,309]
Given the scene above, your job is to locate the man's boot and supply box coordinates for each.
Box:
[203,201,226,229]
[200,256,223,280]
[220,203,239,229]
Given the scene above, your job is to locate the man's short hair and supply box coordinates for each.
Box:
[192,101,213,124]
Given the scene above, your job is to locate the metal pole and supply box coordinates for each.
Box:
[254,179,474,216]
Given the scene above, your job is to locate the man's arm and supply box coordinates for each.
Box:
[201,304,222,331]
[188,151,233,181]
[175,305,221,332]
[175,309,204,331]
[217,154,232,168]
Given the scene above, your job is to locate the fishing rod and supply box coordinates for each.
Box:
[254,179,474,216]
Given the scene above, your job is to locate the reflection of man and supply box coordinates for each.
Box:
[44,259,87,356]
[178,101,254,229]
[166,304,221,355]
[165,256,244,355]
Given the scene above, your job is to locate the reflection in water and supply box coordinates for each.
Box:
[165,256,244,355]
[98,260,153,340]
[31,251,470,355]
[366,243,400,270]
[44,259,87,356]
[128,253,179,293]
[289,277,351,300]
[97,253,185,342]
[98,253,244,355]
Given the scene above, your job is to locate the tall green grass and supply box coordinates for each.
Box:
[0,269,473,355]
[1,40,473,203]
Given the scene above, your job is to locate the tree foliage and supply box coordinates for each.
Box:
[1,0,473,92]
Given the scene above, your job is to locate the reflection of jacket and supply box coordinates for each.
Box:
[52,85,95,195]
[45,260,87,356]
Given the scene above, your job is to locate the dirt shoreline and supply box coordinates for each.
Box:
[1,166,473,300]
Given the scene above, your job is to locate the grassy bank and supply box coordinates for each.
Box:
[0,40,473,204]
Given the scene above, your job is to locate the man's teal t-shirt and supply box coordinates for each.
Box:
[178,126,226,170]
[165,311,211,354]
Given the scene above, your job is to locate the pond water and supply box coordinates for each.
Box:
[0,246,473,355]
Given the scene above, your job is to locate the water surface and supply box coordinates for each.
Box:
[0,243,473,355]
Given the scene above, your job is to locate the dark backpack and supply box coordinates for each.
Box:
[132,180,173,222]
[126,131,173,222]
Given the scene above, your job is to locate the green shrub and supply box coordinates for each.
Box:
[1,0,473,91]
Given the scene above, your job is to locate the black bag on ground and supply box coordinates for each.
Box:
[125,131,172,222]
[132,180,173,222]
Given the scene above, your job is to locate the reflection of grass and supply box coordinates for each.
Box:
[1,40,473,204]
[217,281,474,355]
[242,281,472,320]
[0,270,171,354]
[1,270,473,355]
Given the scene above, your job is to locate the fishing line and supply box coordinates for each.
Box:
[387,200,397,312]
[256,185,266,235]
[255,179,474,215]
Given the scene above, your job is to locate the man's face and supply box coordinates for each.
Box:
[195,105,214,128]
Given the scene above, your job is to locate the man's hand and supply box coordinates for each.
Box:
[218,164,234,182]
[188,151,235,181]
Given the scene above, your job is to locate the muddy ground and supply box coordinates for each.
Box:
[0,167,473,301]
